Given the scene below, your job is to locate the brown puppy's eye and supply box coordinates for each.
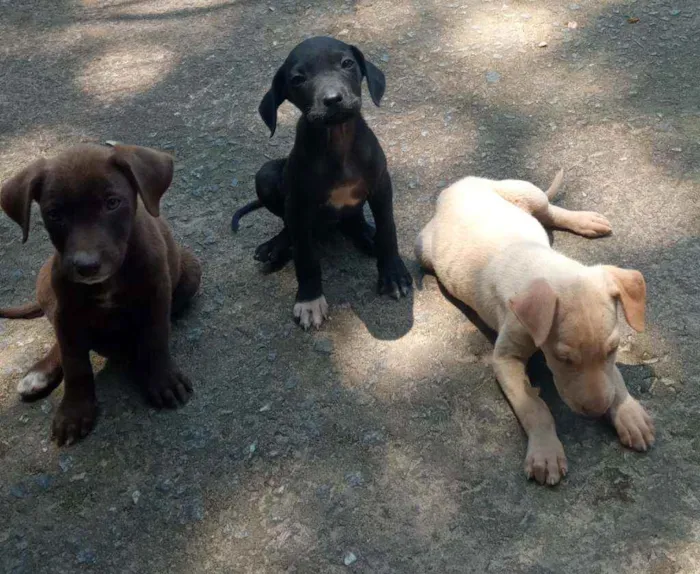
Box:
[46,209,62,222]
[341,58,355,69]
[106,197,121,211]
[290,75,305,87]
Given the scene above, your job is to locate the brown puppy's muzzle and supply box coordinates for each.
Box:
[62,228,125,284]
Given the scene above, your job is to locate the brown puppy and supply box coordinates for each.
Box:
[0,144,201,446]
[416,171,654,485]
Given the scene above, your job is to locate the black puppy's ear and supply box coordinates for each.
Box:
[111,145,174,218]
[259,66,287,137]
[1,158,46,243]
[351,45,386,107]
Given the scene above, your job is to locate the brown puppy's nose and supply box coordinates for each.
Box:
[72,253,101,278]
[323,92,343,107]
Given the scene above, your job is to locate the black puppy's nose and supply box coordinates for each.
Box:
[72,253,101,278]
[323,92,343,107]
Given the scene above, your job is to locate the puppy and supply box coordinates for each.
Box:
[231,36,412,329]
[0,144,201,446]
[416,171,654,485]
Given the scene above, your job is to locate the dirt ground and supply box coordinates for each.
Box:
[1,0,699,572]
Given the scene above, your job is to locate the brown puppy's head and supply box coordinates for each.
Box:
[1,144,173,284]
[509,267,646,417]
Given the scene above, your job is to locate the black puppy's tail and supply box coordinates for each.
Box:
[0,301,43,319]
[231,200,263,233]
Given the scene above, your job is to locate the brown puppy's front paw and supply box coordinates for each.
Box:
[612,396,655,452]
[570,211,612,238]
[52,398,98,446]
[293,296,328,330]
[525,433,568,486]
[377,256,412,299]
[145,369,193,409]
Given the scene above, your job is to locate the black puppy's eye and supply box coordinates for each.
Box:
[290,75,305,87]
[341,58,355,69]
[106,197,121,211]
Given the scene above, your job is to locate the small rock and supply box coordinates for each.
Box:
[77,549,97,565]
[40,402,52,414]
[70,472,87,482]
[34,474,54,490]
[670,9,680,16]
[538,41,548,48]
[58,454,74,473]
[485,70,501,84]
[285,376,299,390]
[314,338,333,355]
[19,414,29,424]
[361,430,385,446]
[259,403,271,412]
[231,177,239,187]
[10,484,27,498]
[567,21,578,29]
[248,442,257,454]
[345,471,364,488]
[344,551,357,566]
[186,327,203,342]
[380,53,390,63]
[131,490,141,505]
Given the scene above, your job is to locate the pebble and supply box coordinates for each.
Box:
[10,484,27,499]
[77,548,97,565]
[485,70,501,84]
[344,551,357,566]
[361,430,385,446]
[314,338,333,354]
[132,490,141,505]
[231,177,239,187]
[285,375,299,390]
[345,471,364,488]
[58,454,74,473]
[34,474,54,490]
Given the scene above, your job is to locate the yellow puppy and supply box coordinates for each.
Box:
[416,171,654,486]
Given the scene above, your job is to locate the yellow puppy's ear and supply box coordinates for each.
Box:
[509,278,558,347]
[604,266,646,332]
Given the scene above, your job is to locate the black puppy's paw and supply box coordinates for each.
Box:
[377,256,413,300]
[145,369,193,409]
[254,232,292,268]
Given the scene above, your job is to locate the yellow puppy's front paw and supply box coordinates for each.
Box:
[612,396,655,452]
[571,211,612,237]
[525,433,568,486]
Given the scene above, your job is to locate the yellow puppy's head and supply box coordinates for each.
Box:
[509,267,646,416]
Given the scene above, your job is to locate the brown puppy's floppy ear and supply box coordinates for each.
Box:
[509,278,558,347]
[604,266,646,332]
[259,65,287,137]
[0,158,46,243]
[111,145,173,218]
[350,45,386,107]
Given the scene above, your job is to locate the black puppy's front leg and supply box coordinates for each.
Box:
[286,190,328,329]
[134,282,192,408]
[368,171,412,299]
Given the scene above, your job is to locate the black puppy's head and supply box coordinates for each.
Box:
[259,36,386,136]
[1,144,173,284]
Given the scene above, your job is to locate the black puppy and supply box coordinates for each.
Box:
[231,36,412,329]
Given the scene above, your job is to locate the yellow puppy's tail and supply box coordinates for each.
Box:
[545,169,564,200]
